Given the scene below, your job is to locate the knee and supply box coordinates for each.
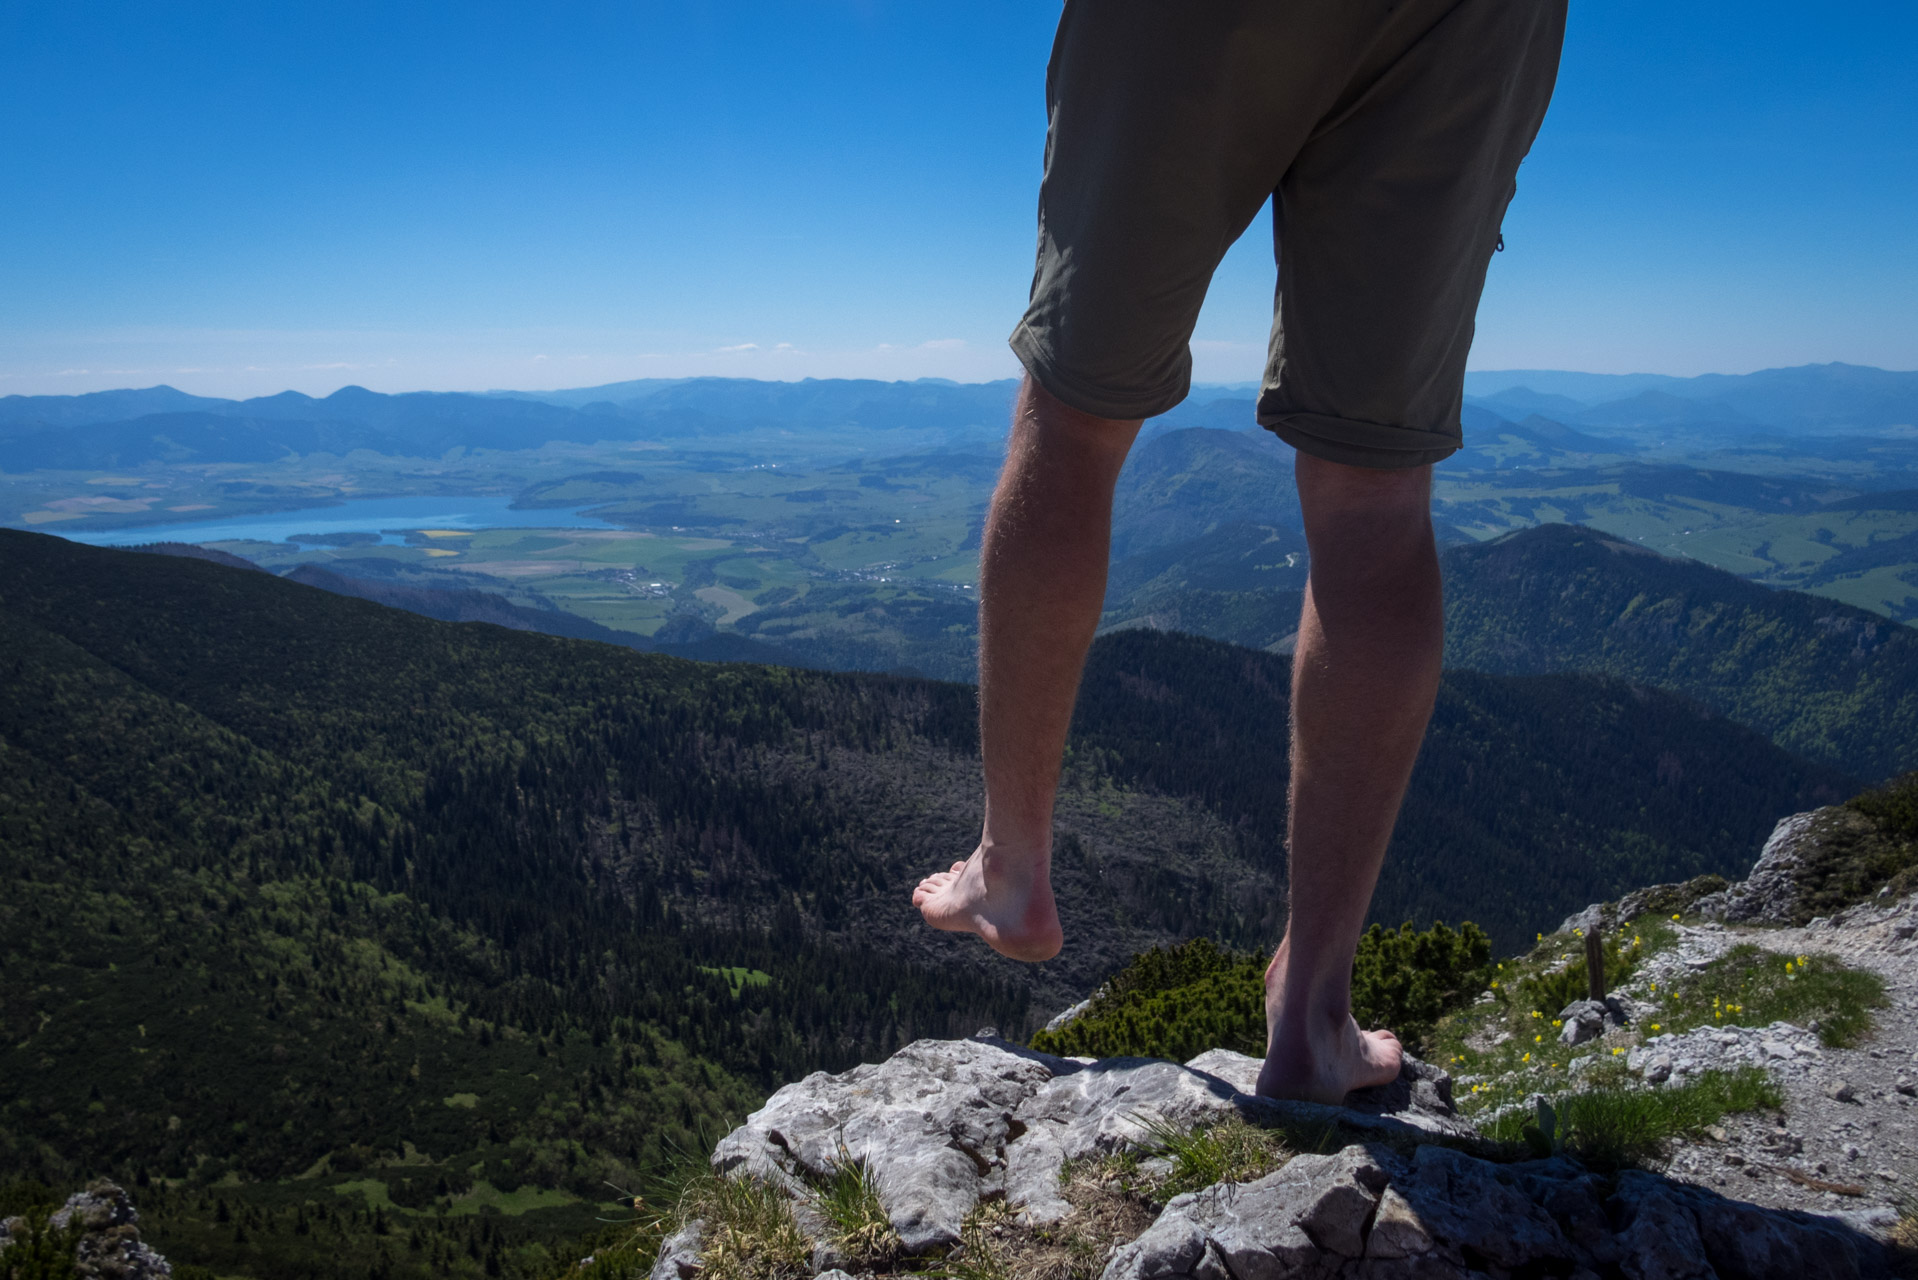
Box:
[1296,455,1433,551]
[1012,376,1141,476]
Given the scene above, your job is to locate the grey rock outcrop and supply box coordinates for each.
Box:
[647,1220,703,1280]
[0,1181,173,1279]
[1558,996,1632,1046]
[711,1035,1467,1252]
[1696,809,1831,924]
[1103,1142,1890,1280]
[692,1028,1901,1279]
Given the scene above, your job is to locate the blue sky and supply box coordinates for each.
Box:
[2,1,1913,398]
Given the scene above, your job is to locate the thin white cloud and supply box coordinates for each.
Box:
[917,338,966,350]
[716,342,759,353]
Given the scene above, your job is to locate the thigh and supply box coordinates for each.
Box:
[1260,0,1569,470]
[1010,0,1353,422]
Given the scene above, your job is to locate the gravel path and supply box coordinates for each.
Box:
[1639,898,1918,1227]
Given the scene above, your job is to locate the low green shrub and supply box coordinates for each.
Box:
[1351,921,1494,1051]
[0,1203,84,1280]
[1852,771,1918,841]
[1030,923,1495,1063]
[1028,939,1264,1062]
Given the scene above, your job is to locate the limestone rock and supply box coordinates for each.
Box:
[711,1036,1073,1252]
[1558,998,1629,1046]
[691,1028,1897,1279]
[647,1220,703,1280]
[1696,807,1882,925]
[1183,1048,1476,1140]
[1102,1146,1392,1280]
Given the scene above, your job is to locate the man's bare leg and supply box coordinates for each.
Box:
[913,377,1141,962]
[1257,454,1443,1103]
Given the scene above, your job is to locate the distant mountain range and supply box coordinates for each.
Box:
[1463,362,1918,437]
[3,364,1913,470]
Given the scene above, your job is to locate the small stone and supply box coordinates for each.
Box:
[1707,1125,1729,1143]
[1363,1187,1434,1260]
[1878,1169,1900,1183]
[1724,1152,1745,1166]
[1762,1040,1797,1061]
[1826,1080,1857,1103]
[1845,1144,1863,1162]
[1642,1054,1673,1084]
[1895,1077,1915,1097]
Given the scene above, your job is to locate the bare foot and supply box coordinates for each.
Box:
[1256,945,1402,1104]
[911,846,1063,962]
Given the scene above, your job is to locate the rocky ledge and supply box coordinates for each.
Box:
[656,1031,1898,1280]
[654,801,1918,1280]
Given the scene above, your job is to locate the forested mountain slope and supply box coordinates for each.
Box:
[1073,629,1851,949]
[1444,523,1918,781]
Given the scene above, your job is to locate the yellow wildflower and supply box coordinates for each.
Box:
[1523,1052,1532,1062]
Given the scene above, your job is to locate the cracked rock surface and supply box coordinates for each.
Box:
[710,1036,1467,1253]
[700,1031,1898,1279]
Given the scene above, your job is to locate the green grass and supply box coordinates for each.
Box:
[1131,1115,1291,1200]
[1509,915,1678,1022]
[699,967,774,999]
[1652,944,1888,1047]
[674,1174,809,1280]
[805,1156,899,1271]
[1481,1068,1782,1169]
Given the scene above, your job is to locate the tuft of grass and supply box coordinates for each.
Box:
[807,1154,900,1270]
[1482,1067,1781,1169]
[936,1163,1160,1280]
[1132,1115,1291,1199]
[1655,944,1887,1047]
[676,1174,810,1280]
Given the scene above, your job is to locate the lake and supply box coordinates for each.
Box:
[52,496,622,548]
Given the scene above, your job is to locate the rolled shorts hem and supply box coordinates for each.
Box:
[1010,325,1190,423]
[1260,409,1459,470]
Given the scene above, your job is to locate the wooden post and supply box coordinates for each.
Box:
[1586,921,1606,1001]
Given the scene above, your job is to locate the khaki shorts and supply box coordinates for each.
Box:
[1009,0,1568,469]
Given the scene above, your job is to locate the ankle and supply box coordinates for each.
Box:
[1266,965,1353,1033]
[977,832,1050,870]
